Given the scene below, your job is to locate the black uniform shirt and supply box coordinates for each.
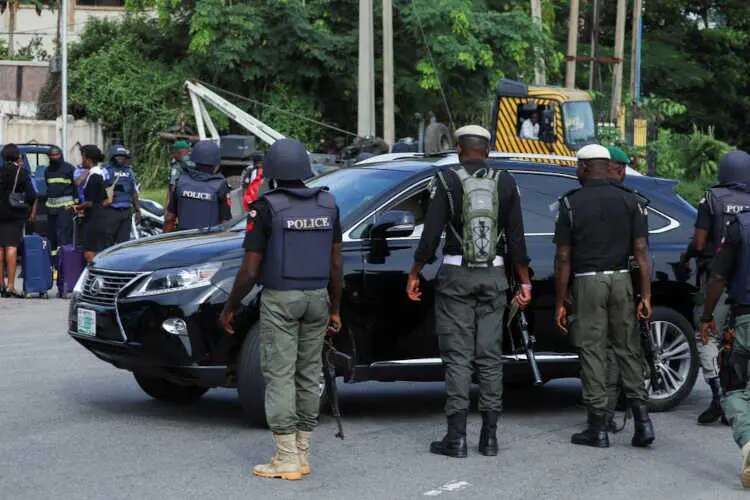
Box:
[414,160,528,265]
[243,197,342,252]
[554,178,648,274]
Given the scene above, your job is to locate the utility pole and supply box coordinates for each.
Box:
[61,0,68,154]
[565,0,579,89]
[382,0,395,146]
[630,0,643,106]
[530,0,545,85]
[588,0,599,91]
[610,0,626,123]
[357,0,376,138]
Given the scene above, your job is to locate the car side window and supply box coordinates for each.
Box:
[647,209,672,233]
[513,172,580,235]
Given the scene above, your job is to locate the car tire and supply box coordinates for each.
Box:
[133,372,208,404]
[646,306,699,412]
[237,324,333,426]
[237,324,267,427]
[424,122,453,154]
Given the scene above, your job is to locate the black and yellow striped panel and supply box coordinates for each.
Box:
[494,96,577,167]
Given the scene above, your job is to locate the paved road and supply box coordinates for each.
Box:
[0,298,746,499]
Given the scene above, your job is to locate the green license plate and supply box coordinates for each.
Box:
[77,308,96,336]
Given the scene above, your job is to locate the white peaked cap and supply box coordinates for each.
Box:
[576,144,611,160]
[455,125,491,142]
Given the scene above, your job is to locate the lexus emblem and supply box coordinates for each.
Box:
[90,277,104,295]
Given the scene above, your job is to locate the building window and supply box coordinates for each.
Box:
[76,0,126,7]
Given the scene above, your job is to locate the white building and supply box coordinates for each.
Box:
[1,1,128,60]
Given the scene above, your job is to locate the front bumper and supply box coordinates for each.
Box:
[68,284,240,387]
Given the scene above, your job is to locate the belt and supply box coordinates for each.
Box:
[443,254,504,268]
[574,269,629,278]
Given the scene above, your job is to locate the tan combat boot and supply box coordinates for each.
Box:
[253,433,303,480]
[296,431,312,476]
[741,441,750,488]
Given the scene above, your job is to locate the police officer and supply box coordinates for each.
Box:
[164,140,231,232]
[42,146,77,255]
[681,150,750,424]
[602,146,651,430]
[220,138,343,481]
[554,144,655,448]
[406,125,532,458]
[166,140,193,210]
[104,145,140,244]
[699,206,750,488]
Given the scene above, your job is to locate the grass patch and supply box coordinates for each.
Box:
[140,187,168,206]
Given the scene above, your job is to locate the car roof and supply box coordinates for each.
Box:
[355,151,643,177]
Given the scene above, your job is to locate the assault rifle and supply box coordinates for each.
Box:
[322,334,351,440]
[507,300,543,387]
[639,319,662,391]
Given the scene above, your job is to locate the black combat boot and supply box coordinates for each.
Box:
[630,400,655,447]
[697,377,724,425]
[571,412,609,448]
[430,412,468,458]
[605,412,618,433]
[478,411,499,456]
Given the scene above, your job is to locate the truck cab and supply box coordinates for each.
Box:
[491,79,596,166]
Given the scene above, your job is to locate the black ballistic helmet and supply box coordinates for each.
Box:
[718,150,750,185]
[264,138,312,180]
[191,140,221,166]
[107,144,130,160]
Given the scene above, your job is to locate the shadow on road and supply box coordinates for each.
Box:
[336,379,582,420]
[74,378,582,429]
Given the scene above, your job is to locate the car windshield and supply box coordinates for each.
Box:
[562,101,596,147]
[230,167,413,231]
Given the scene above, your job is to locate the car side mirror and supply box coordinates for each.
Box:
[370,210,415,239]
[541,109,556,143]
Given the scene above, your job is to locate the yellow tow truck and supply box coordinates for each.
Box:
[491,79,596,166]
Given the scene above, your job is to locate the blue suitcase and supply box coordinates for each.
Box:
[22,234,53,298]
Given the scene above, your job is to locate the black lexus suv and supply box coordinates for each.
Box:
[68,153,700,425]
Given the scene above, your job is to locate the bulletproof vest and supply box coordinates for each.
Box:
[729,212,750,305]
[175,170,226,230]
[108,164,137,208]
[260,187,337,291]
[707,186,750,252]
[45,161,77,209]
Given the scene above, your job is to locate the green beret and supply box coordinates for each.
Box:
[607,146,630,165]
[173,140,191,150]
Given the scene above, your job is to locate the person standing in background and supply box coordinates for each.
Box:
[0,144,36,297]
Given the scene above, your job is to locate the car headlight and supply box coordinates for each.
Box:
[128,263,221,297]
[73,268,89,295]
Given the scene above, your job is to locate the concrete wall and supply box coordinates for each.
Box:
[0,115,104,165]
[0,60,50,117]
[1,2,128,59]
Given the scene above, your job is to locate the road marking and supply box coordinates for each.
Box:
[423,480,472,496]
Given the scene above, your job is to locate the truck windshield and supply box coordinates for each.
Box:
[562,101,596,147]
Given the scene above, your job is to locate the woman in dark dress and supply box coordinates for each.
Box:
[0,144,36,297]
[73,145,111,263]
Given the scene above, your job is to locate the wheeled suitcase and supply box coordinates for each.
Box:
[57,218,85,297]
[22,234,53,298]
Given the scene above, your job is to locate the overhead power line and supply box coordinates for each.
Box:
[410,0,454,131]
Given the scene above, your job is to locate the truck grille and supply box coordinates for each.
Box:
[80,269,143,306]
